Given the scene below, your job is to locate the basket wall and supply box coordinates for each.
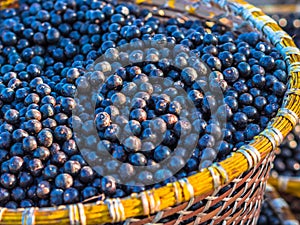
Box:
[122,152,275,225]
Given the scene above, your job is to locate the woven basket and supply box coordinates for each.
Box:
[1,0,300,224]
[258,5,300,199]
[262,184,299,225]
[247,3,300,199]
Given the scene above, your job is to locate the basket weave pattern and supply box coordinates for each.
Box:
[1,0,300,224]
[123,152,275,225]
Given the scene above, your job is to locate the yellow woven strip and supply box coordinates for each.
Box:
[251,11,265,18]
[166,0,176,8]
[268,177,300,198]
[135,0,152,4]
[0,0,17,8]
[185,5,197,14]
[170,181,183,204]
[179,179,192,201]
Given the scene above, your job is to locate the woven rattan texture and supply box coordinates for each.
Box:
[0,0,18,10]
[1,0,300,224]
[123,152,274,225]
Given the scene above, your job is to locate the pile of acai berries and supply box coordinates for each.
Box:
[0,0,288,208]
